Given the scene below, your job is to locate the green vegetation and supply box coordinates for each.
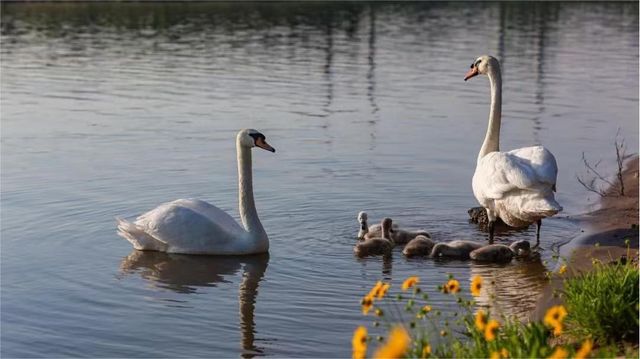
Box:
[563,254,639,343]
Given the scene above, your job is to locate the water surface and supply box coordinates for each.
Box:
[1,2,638,357]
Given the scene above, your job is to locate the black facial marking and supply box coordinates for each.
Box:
[248,132,266,144]
[470,63,474,69]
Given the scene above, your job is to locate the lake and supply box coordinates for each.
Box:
[1,2,638,357]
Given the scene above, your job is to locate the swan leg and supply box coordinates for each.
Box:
[488,220,495,244]
[535,219,542,247]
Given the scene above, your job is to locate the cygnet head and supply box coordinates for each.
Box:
[358,211,368,226]
[509,240,531,257]
[237,129,276,152]
[381,218,393,239]
[464,55,500,81]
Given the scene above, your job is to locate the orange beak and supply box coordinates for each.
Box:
[255,137,276,153]
[464,67,479,81]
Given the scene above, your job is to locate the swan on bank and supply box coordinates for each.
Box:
[464,55,562,245]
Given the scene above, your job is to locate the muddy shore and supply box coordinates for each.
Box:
[531,156,639,321]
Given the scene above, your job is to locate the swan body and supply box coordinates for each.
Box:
[402,235,435,257]
[354,218,393,257]
[117,129,275,255]
[430,240,484,259]
[469,240,531,263]
[357,211,430,244]
[465,55,562,243]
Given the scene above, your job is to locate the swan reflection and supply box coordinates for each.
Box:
[469,256,547,321]
[120,251,269,358]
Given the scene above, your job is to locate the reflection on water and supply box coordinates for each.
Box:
[1,1,637,357]
[120,252,269,358]
[470,256,548,321]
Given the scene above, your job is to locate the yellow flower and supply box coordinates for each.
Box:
[368,281,384,298]
[444,279,460,294]
[475,310,488,331]
[421,344,431,358]
[375,308,384,317]
[544,305,568,335]
[373,326,410,359]
[377,283,390,299]
[352,326,368,359]
[544,305,568,326]
[547,346,568,359]
[575,339,593,359]
[402,276,419,291]
[558,265,567,275]
[484,319,499,341]
[471,275,482,296]
[362,295,374,315]
[500,348,509,358]
[422,305,432,313]
[490,352,500,359]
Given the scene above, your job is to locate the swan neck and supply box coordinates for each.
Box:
[478,65,502,161]
[237,142,266,237]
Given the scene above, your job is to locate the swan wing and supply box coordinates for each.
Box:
[507,146,558,189]
[134,199,247,253]
[475,146,557,200]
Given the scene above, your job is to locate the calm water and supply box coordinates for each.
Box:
[1,2,638,357]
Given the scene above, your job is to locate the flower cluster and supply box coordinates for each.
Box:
[353,275,596,359]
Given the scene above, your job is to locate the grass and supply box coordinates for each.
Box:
[563,253,639,343]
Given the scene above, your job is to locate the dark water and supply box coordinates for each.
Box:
[1,2,638,357]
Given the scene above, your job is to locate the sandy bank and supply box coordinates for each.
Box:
[531,156,639,321]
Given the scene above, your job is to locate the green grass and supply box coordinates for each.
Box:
[563,256,639,343]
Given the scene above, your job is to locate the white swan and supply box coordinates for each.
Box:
[464,55,562,244]
[116,129,275,255]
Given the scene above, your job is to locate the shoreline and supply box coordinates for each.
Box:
[531,156,639,321]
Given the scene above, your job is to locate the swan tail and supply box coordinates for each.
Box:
[523,197,563,219]
[116,217,167,251]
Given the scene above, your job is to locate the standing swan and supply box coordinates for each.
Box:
[464,55,562,245]
[117,129,276,255]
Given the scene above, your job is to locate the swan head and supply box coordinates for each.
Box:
[237,129,276,153]
[464,55,500,81]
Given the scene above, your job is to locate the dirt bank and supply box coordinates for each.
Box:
[531,156,639,321]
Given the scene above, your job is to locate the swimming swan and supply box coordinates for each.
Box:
[402,235,435,258]
[430,240,484,259]
[470,240,531,263]
[116,129,275,255]
[354,218,394,257]
[465,55,562,244]
[357,211,430,244]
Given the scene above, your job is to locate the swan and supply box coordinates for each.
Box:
[357,211,430,244]
[116,129,276,255]
[464,55,562,245]
[354,218,394,257]
[402,235,435,258]
[430,240,484,259]
[469,240,531,263]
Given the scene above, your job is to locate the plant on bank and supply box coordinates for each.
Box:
[562,244,639,343]
[352,272,618,359]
